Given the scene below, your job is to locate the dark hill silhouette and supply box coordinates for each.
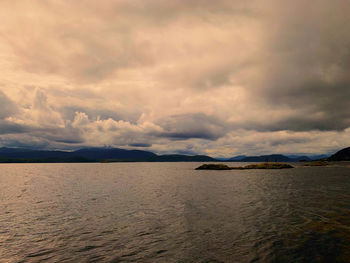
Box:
[0,147,215,162]
[150,154,215,162]
[74,148,157,160]
[328,147,350,161]
[228,155,246,161]
[241,154,291,162]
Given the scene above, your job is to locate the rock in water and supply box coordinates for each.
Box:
[195,164,232,170]
[195,163,294,170]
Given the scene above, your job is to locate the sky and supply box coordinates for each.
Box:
[1,0,350,157]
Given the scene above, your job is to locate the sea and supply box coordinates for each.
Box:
[1,162,350,262]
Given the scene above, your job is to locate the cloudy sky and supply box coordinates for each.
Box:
[1,0,350,157]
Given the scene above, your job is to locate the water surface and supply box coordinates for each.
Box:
[1,162,350,262]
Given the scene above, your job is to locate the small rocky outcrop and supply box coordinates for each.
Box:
[195,163,294,170]
[195,164,232,170]
[242,163,294,169]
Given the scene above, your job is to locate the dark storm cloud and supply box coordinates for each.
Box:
[156,113,227,140]
[128,143,152,148]
[262,80,350,131]
[269,137,309,147]
[0,120,28,134]
[0,137,50,150]
[53,138,84,144]
[254,0,350,132]
[32,126,84,145]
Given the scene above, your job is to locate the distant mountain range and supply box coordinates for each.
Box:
[0,146,347,163]
[227,155,247,161]
[0,147,215,163]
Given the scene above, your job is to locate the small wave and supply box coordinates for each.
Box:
[26,249,55,258]
[77,245,101,252]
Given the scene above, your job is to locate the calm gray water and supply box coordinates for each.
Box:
[1,162,350,262]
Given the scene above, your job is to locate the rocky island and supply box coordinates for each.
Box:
[195,163,294,170]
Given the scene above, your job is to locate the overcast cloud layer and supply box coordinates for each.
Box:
[1,0,350,157]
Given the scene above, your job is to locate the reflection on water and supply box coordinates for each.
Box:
[0,163,350,262]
